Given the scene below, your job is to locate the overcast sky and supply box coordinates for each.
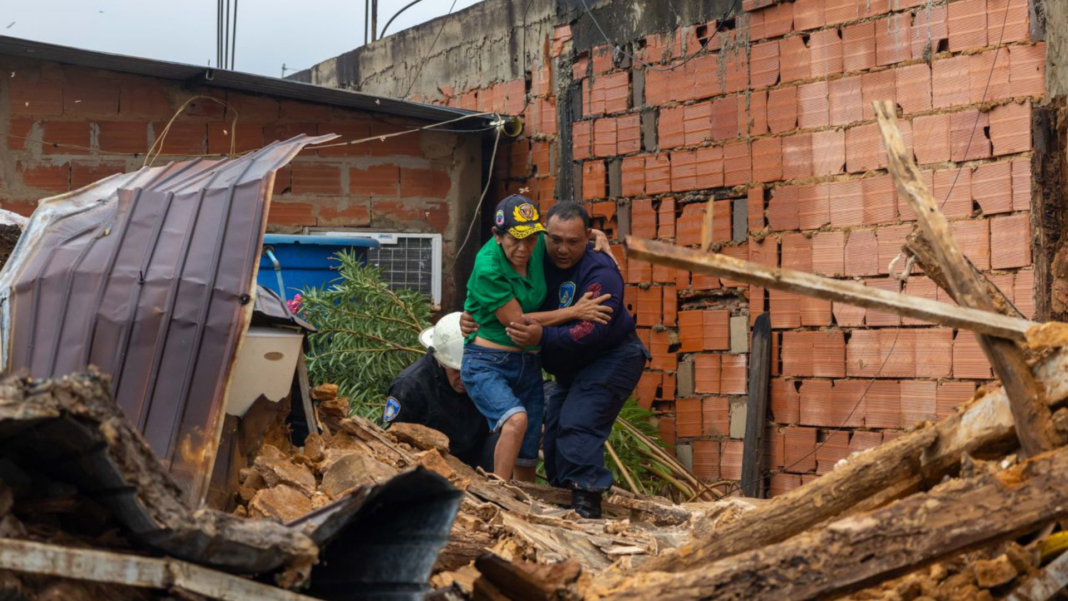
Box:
[1,0,484,78]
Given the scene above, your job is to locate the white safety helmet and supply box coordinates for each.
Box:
[418,312,465,371]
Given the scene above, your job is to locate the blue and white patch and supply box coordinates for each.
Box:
[383,397,401,423]
[558,281,577,308]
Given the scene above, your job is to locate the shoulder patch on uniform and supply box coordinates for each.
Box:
[559,281,576,308]
[383,397,401,423]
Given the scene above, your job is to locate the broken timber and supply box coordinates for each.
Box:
[0,538,318,601]
[640,348,1068,574]
[873,100,1058,457]
[624,237,1035,341]
[608,442,1068,601]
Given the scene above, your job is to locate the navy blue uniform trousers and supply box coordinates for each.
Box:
[543,335,649,492]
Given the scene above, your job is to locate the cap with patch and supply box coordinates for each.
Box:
[493,194,546,240]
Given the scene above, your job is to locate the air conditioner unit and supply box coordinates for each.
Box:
[310,231,443,308]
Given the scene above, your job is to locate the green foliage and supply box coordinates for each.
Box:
[607,397,673,495]
[299,251,433,418]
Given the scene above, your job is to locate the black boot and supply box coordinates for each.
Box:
[571,489,602,519]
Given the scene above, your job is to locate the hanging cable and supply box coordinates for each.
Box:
[452,115,507,263]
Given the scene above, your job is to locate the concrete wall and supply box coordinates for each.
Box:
[0,56,482,310]
[299,0,1055,496]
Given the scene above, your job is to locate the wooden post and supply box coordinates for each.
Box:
[873,100,1058,457]
[741,313,770,498]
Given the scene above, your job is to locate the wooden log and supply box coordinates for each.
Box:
[624,237,1034,341]
[607,444,1068,601]
[873,100,1058,457]
[474,553,581,601]
[0,538,319,601]
[639,348,1068,574]
[741,313,771,498]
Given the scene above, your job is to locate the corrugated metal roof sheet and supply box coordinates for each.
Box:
[0,35,500,130]
[1,134,335,505]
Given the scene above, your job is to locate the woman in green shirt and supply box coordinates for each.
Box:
[462,195,610,482]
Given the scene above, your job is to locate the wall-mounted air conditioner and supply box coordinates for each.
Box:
[311,231,443,309]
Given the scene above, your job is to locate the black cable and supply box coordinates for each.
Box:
[578,0,740,73]
[381,0,427,38]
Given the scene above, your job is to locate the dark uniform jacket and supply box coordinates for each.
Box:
[384,351,489,467]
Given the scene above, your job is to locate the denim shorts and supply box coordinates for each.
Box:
[461,344,545,467]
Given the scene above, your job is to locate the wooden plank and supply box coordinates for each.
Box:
[638,347,1068,575]
[608,443,1068,601]
[873,100,1057,457]
[295,353,321,434]
[0,538,319,601]
[741,313,770,498]
[624,237,1035,341]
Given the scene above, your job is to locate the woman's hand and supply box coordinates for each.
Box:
[571,291,613,324]
[507,316,543,347]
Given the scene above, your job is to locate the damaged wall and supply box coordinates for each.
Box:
[303,0,1053,496]
[0,57,482,310]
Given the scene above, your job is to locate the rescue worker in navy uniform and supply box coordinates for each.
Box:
[383,313,494,470]
[463,202,649,518]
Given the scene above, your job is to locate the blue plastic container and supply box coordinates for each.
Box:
[258,234,380,301]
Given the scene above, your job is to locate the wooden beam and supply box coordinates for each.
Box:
[741,313,771,498]
[607,443,1068,601]
[873,100,1058,457]
[624,237,1035,341]
[0,539,319,601]
[637,348,1068,575]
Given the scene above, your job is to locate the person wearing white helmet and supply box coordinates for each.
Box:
[381,312,494,469]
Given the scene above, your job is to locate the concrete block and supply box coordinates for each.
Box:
[677,355,695,397]
[729,398,747,439]
[733,197,748,242]
[632,68,646,108]
[730,315,749,354]
[675,441,694,472]
[608,159,623,199]
[573,163,584,201]
[617,199,632,238]
[641,110,658,152]
[569,82,583,122]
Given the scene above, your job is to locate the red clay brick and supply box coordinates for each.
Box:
[635,370,661,409]
[949,0,988,51]
[813,331,846,378]
[812,231,845,276]
[767,186,800,231]
[70,160,126,189]
[829,76,863,127]
[780,36,812,84]
[593,118,617,157]
[723,141,751,187]
[876,224,911,275]
[208,122,264,154]
[895,64,932,115]
[782,232,813,273]
[678,311,704,352]
[719,439,744,480]
[865,278,903,327]
[784,425,818,471]
[1010,43,1046,98]
[658,106,686,150]
[903,277,939,324]
[631,198,657,239]
[815,430,851,474]
[770,289,801,329]
[953,331,992,379]
[911,113,950,165]
[782,133,814,181]
[798,182,831,230]
[797,82,829,130]
[972,162,1013,215]
[694,146,724,189]
[990,212,1031,268]
[572,120,592,160]
[915,327,954,378]
[350,165,399,197]
[988,0,1030,43]
[9,76,63,116]
[843,21,877,73]
[751,137,783,184]
[767,86,798,135]
[830,380,867,428]
[911,6,949,59]
[710,95,739,142]
[400,167,451,199]
[801,296,833,326]
[638,288,664,328]
[951,219,991,269]
[932,168,973,218]
[990,101,1032,156]
[682,103,711,147]
[791,0,825,31]
[1012,159,1031,212]
[720,355,747,395]
[883,328,917,378]
[829,179,864,227]
[861,69,896,121]
[1016,269,1035,319]
[671,150,698,192]
[863,174,898,224]
[824,0,858,25]
[846,123,885,174]
[703,396,731,437]
[875,13,912,66]
[847,430,882,454]
[845,229,879,276]
[62,76,119,116]
[748,187,766,232]
[703,309,731,351]
[814,129,847,177]
[969,50,1011,105]
[864,380,900,429]
[810,28,844,78]
[38,121,91,154]
[900,380,937,426]
[658,197,676,239]
[622,155,646,196]
[936,381,976,421]
[771,379,801,424]
[18,160,69,193]
[692,439,720,479]
[582,161,607,200]
[750,41,780,89]
[694,354,722,395]
[96,121,148,154]
[751,89,770,136]
[847,330,881,377]
[676,398,703,438]
[932,55,972,109]
[640,154,668,196]
[782,332,814,376]
[268,202,316,226]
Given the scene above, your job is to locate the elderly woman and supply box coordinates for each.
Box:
[462,195,610,482]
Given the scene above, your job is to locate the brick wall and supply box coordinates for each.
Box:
[0,56,481,310]
[303,0,1051,495]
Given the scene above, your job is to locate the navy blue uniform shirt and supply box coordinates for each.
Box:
[539,244,636,381]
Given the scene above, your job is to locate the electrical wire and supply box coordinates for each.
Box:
[145,96,239,167]
[402,0,459,99]
[452,121,504,264]
[578,0,741,73]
